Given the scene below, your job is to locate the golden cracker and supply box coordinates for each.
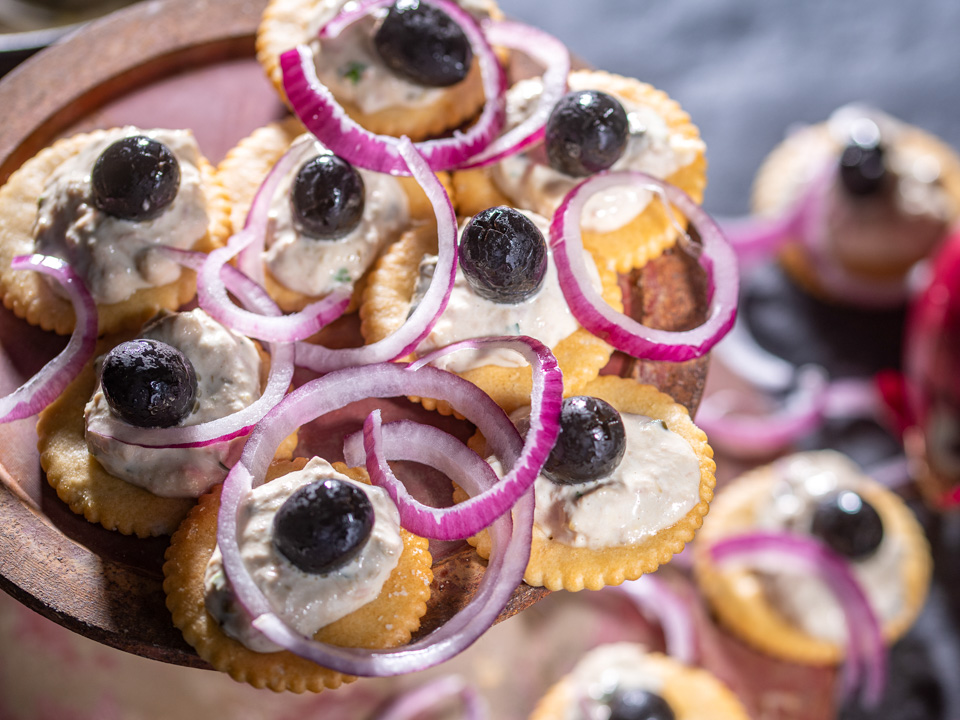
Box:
[36,335,296,538]
[693,455,932,665]
[256,0,499,141]
[216,117,454,313]
[163,459,433,693]
[461,376,715,591]
[452,70,707,274]
[529,650,750,720]
[0,130,228,336]
[359,223,622,415]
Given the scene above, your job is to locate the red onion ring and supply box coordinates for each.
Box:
[550,171,739,361]
[195,144,352,343]
[0,255,97,423]
[281,0,506,175]
[453,20,570,169]
[217,360,539,675]
[84,249,294,449]
[359,337,560,539]
[710,531,886,710]
[294,138,458,372]
[375,676,487,720]
[612,574,697,665]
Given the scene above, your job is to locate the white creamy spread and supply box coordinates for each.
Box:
[564,643,666,720]
[754,450,906,644]
[33,126,209,305]
[84,309,262,498]
[264,133,409,296]
[772,104,954,275]
[203,457,403,653]
[413,211,598,373]
[528,412,701,550]
[491,76,705,233]
[305,0,494,115]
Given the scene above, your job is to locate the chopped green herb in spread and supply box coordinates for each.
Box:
[334,267,352,284]
[342,61,367,85]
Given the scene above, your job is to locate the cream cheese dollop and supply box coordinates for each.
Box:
[84,309,262,498]
[303,0,495,115]
[264,133,409,296]
[33,126,209,305]
[531,413,701,550]
[754,450,906,644]
[204,457,403,653]
[412,211,598,373]
[491,76,705,234]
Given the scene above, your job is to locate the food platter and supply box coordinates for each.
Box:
[0,0,709,668]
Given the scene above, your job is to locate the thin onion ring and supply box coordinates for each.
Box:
[0,255,97,423]
[550,171,739,361]
[612,573,697,665]
[375,675,487,720]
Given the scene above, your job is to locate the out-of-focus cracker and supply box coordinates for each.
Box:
[359,223,622,415]
[693,458,932,665]
[460,376,715,591]
[163,459,433,693]
[0,130,228,336]
[256,0,498,141]
[216,117,453,313]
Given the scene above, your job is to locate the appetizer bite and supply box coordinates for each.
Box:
[530,643,749,720]
[0,128,228,335]
[694,450,931,666]
[257,0,502,140]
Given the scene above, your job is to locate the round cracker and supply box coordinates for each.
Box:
[37,334,296,538]
[753,117,960,300]
[529,649,750,720]
[215,117,454,313]
[452,69,707,274]
[359,223,622,415]
[0,130,229,336]
[256,0,500,141]
[693,452,932,665]
[163,459,433,693]
[460,376,715,591]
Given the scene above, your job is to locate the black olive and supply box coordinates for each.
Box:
[839,140,887,197]
[291,154,366,240]
[608,688,677,720]
[92,136,180,221]
[458,206,548,304]
[100,339,197,428]
[544,396,626,485]
[545,89,629,177]
[811,490,884,560]
[273,477,375,575]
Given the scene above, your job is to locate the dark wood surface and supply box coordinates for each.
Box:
[0,0,709,668]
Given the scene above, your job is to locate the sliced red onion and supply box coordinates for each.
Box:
[550,172,739,361]
[612,574,697,665]
[718,210,803,272]
[84,249,294,449]
[0,255,97,423]
[453,20,570,169]
[710,531,886,710]
[282,0,506,175]
[217,360,538,676]
[375,676,487,720]
[712,315,796,393]
[358,337,560,540]
[294,138,458,372]
[195,144,351,344]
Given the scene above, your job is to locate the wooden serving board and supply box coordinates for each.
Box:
[0,0,708,669]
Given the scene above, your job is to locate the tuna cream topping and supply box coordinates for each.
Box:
[33,126,209,305]
[491,76,705,234]
[412,212,598,374]
[265,133,409,296]
[204,457,403,653]
[303,0,495,115]
[755,450,906,644]
[84,309,262,498]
